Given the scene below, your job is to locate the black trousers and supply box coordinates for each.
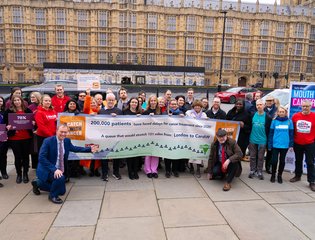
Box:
[9,139,31,175]
[32,135,46,169]
[212,160,238,183]
[271,148,288,176]
[294,142,315,183]
[0,141,8,175]
[164,158,179,173]
[126,157,139,175]
[265,149,272,171]
[101,159,120,175]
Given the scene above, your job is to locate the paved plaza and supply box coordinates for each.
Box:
[0,150,315,240]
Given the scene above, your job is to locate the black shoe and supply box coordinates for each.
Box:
[266,169,271,174]
[277,175,283,184]
[152,173,158,178]
[134,173,139,179]
[101,174,108,181]
[89,171,94,177]
[112,172,122,180]
[2,173,9,179]
[270,175,275,183]
[48,195,63,204]
[31,179,40,195]
[16,175,22,184]
[129,173,135,180]
[147,173,152,178]
[173,171,179,177]
[0,183,3,188]
[310,183,315,192]
[165,172,171,178]
[94,170,101,177]
[23,173,29,184]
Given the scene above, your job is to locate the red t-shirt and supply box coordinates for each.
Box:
[292,112,315,145]
[9,110,32,141]
[51,95,70,113]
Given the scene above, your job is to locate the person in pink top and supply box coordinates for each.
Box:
[51,84,70,114]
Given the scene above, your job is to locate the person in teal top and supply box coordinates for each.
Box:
[248,99,272,180]
[268,106,294,184]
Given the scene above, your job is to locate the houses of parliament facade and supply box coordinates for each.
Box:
[0,0,314,87]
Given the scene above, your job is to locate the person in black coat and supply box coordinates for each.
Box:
[206,97,226,119]
[226,99,252,158]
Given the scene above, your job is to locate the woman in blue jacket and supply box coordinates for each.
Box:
[268,106,294,184]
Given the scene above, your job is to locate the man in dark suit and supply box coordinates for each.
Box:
[31,124,98,204]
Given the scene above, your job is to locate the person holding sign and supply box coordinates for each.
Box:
[143,95,162,178]
[290,100,315,192]
[163,99,184,178]
[186,100,207,178]
[32,124,99,204]
[3,95,33,184]
[207,129,243,191]
[0,96,9,180]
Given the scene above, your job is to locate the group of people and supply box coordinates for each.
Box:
[0,85,314,202]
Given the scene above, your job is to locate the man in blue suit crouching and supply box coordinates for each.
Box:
[32,124,98,204]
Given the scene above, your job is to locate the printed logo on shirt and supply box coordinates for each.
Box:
[46,114,57,120]
[275,125,289,130]
[296,120,311,133]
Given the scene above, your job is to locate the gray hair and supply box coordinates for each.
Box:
[256,99,265,105]
[106,93,116,100]
[245,93,253,101]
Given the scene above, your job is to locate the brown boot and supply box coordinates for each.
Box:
[223,183,231,191]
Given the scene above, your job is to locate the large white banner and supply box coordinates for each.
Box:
[58,114,240,160]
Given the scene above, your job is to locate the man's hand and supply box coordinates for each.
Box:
[222,159,230,171]
[239,121,244,128]
[111,113,117,117]
[91,144,99,153]
[54,169,63,179]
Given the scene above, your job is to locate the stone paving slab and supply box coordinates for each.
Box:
[199,178,261,202]
[154,177,206,199]
[216,200,307,240]
[100,190,159,218]
[45,226,95,240]
[165,225,239,240]
[94,216,166,240]
[67,186,105,201]
[13,192,62,213]
[70,176,107,186]
[53,200,102,227]
[105,175,154,191]
[0,178,34,221]
[159,198,226,228]
[259,191,315,204]
[0,213,56,240]
[274,202,315,240]
[240,175,298,193]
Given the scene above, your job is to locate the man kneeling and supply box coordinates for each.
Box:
[207,129,242,191]
[32,124,98,204]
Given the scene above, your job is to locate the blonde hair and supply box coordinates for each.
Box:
[30,91,42,103]
[40,94,53,109]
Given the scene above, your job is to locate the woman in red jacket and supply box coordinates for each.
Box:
[3,95,33,184]
[34,94,57,156]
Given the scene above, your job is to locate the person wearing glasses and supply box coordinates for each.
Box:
[77,91,86,112]
[290,100,315,192]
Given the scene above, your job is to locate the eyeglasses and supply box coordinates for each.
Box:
[79,95,86,97]
[302,105,311,108]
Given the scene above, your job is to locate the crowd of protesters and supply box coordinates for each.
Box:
[0,85,314,192]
